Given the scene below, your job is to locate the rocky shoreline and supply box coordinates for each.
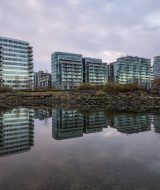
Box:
[0,91,160,112]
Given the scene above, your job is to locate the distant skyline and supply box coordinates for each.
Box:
[1,0,160,72]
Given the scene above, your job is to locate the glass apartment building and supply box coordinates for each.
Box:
[83,57,108,85]
[153,56,160,79]
[0,36,34,89]
[51,52,83,89]
[0,108,34,157]
[109,56,153,87]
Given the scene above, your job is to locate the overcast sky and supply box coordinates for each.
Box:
[1,0,160,71]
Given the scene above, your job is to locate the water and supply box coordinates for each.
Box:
[0,108,160,190]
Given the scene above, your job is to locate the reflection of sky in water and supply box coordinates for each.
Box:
[0,108,160,189]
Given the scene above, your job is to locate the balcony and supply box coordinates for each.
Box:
[28,58,33,61]
[28,65,33,69]
[28,46,33,53]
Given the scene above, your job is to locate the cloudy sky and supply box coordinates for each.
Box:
[0,0,160,71]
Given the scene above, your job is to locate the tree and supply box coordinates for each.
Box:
[153,78,160,94]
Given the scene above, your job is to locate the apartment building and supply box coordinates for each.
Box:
[82,57,108,85]
[153,56,160,79]
[0,36,34,89]
[51,52,83,89]
[109,56,153,87]
[34,71,51,88]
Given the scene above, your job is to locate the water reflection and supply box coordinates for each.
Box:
[1,108,160,189]
[0,107,160,153]
[107,112,151,134]
[0,108,34,157]
[52,109,84,140]
[52,109,107,140]
[34,109,52,120]
[51,109,160,140]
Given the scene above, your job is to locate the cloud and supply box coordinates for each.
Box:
[0,0,160,71]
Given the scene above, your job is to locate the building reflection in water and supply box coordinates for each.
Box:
[83,111,107,134]
[52,109,158,140]
[153,115,160,133]
[34,109,52,120]
[52,109,107,140]
[106,112,151,134]
[52,109,84,140]
[34,109,52,127]
[0,108,34,157]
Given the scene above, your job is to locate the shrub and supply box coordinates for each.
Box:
[152,78,160,94]
[33,87,55,92]
[95,91,106,96]
[77,83,104,91]
[103,83,140,94]
[0,86,13,93]
[77,83,96,90]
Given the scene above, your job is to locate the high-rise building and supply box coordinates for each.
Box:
[51,52,83,89]
[34,71,51,88]
[0,36,33,89]
[153,56,160,79]
[82,57,108,85]
[0,108,34,157]
[109,56,153,87]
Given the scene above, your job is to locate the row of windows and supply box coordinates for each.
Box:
[4,81,30,83]
[0,43,29,50]
[2,76,29,79]
[2,71,29,74]
[2,57,29,62]
[0,38,29,45]
[2,47,30,54]
[2,61,31,65]
[2,53,29,58]
[2,66,29,71]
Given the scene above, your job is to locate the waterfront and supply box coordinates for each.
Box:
[0,108,160,189]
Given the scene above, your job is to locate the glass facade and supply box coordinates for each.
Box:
[83,57,108,85]
[51,52,83,89]
[0,108,34,157]
[109,56,153,87]
[153,56,160,79]
[0,37,34,89]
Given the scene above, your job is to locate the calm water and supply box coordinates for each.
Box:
[0,108,160,190]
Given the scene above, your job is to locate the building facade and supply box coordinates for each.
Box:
[51,52,83,89]
[34,71,51,88]
[82,57,108,85]
[0,36,33,90]
[109,56,153,87]
[153,56,160,79]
